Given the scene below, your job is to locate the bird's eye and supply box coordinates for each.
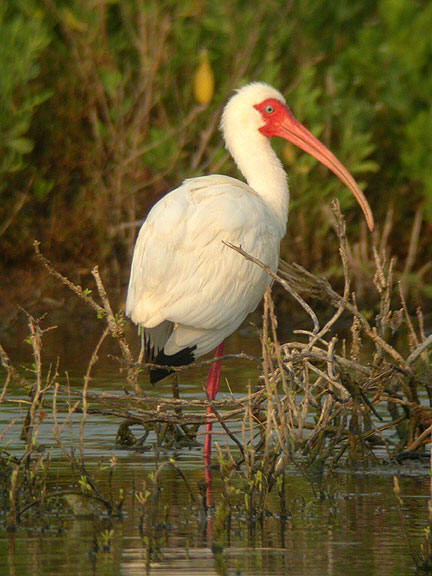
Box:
[264,105,274,114]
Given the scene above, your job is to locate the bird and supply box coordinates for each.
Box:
[125,82,374,501]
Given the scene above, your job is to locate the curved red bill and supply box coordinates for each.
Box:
[275,109,374,232]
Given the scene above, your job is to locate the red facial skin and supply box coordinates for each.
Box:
[254,97,375,232]
[254,98,294,137]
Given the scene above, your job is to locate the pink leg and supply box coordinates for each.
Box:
[204,342,224,510]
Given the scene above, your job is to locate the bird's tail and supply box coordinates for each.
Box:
[142,322,197,384]
[150,345,197,384]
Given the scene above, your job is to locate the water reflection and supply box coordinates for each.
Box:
[1,464,428,575]
[1,310,431,575]
[0,474,427,576]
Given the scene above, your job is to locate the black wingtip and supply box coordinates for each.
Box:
[149,345,197,384]
[149,366,174,385]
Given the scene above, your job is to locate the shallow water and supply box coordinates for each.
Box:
[0,464,429,575]
[1,309,431,575]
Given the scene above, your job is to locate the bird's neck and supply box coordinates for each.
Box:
[228,132,289,238]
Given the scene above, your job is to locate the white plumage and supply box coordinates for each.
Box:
[126,174,280,358]
[126,82,373,383]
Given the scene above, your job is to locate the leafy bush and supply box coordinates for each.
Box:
[334,0,432,214]
[0,3,51,256]
[0,4,50,181]
[0,0,431,296]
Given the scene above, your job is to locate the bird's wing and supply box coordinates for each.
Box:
[126,175,279,335]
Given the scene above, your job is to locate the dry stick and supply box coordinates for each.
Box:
[204,399,245,458]
[304,395,334,455]
[0,417,19,444]
[265,290,293,452]
[283,341,371,376]
[34,241,104,316]
[281,354,315,401]
[407,333,432,366]
[285,260,411,373]
[373,247,395,355]
[54,384,252,426]
[137,329,146,366]
[82,405,245,427]
[302,200,352,353]
[430,428,432,525]
[297,362,311,442]
[21,315,44,445]
[121,351,259,375]
[351,313,362,374]
[417,308,427,344]
[34,242,141,393]
[404,423,432,454]
[244,381,258,472]
[90,266,140,393]
[52,382,81,461]
[402,206,423,283]
[379,394,420,408]
[240,405,251,478]
[372,243,389,294]
[379,202,394,257]
[267,291,289,398]
[304,361,350,398]
[360,416,407,441]
[261,291,275,468]
[0,343,31,401]
[398,282,420,351]
[279,206,421,455]
[0,192,28,238]
[286,201,353,358]
[320,408,348,466]
[326,336,350,400]
[0,344,11,400]
[372,256,422,405]
[223,241,320,333]
[55,384,267,412]
[225,234,410,378]
[79,327,110,461]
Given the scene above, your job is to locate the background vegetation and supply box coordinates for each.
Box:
[0,0,431,301]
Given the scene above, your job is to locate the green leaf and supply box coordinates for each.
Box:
[8,137,33,154]
[99,67,123,98]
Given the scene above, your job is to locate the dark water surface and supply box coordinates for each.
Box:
[0,309,430,575]
[0,456,429,576]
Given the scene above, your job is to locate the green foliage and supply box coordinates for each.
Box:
[335,0,432,214]
[0,0,431,287]
[402,110,432,216]
[0,4,50,186]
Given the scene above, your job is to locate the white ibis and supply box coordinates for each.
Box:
[126,82,374,501]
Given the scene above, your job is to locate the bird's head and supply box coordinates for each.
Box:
[222,82,374,232]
